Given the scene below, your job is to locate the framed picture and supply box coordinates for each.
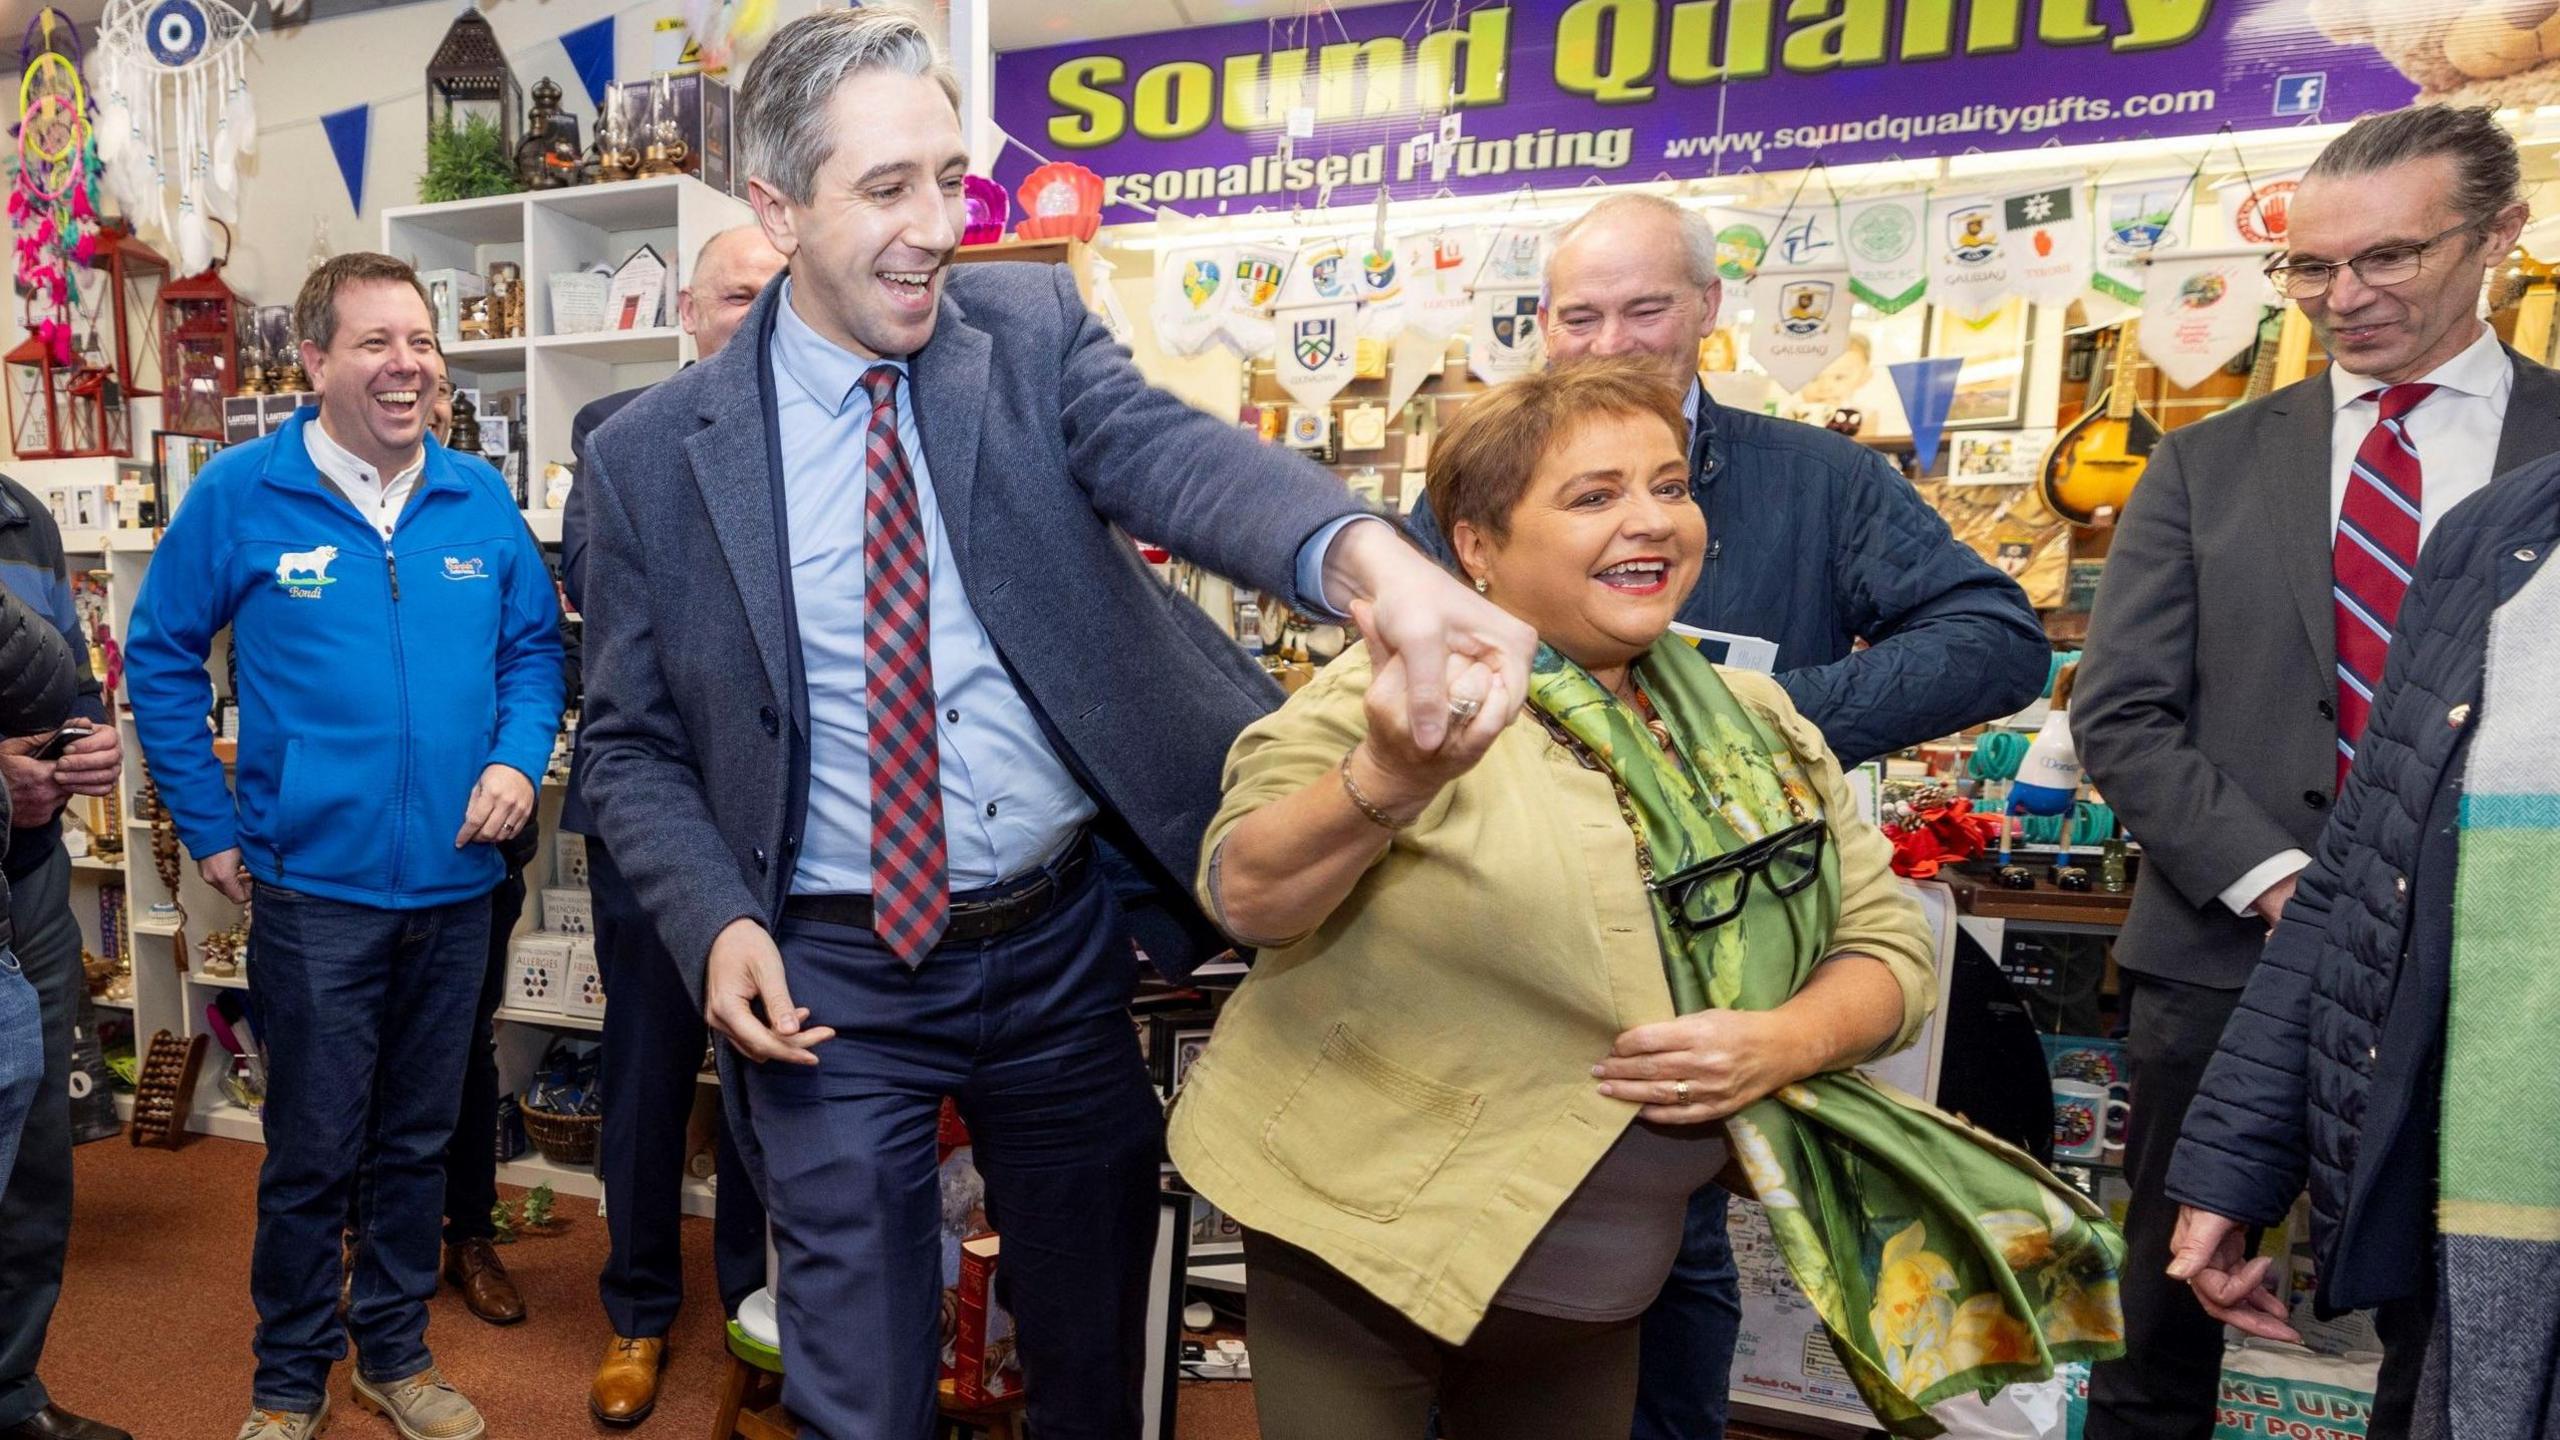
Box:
[1927,300,2037,430]
[1169,1028,1212,1096]
[154,430,222,526]
[1141,1192,1193,1440]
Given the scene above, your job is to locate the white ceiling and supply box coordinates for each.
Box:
[990,0,1406,54]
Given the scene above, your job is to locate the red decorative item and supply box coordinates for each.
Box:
[155,251,240,440]
[1880,795,2006,879]
[961,175,1010,247]
[1013,162,1102,243]
[6,331,128,458]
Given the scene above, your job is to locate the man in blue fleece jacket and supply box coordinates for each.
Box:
[126,253,562,1440]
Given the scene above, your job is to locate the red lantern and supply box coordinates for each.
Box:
[156,262,240,440]
[92,226,169,397]
[6,334,130,459]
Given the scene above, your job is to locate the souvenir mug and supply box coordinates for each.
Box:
[2053,1079,2130,1162]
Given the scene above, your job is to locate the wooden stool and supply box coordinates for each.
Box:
[710,1306,1030,1440]
[711,1316,794,1440]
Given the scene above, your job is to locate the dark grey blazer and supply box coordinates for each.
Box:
[576,264,1365,1005]
[2073,350,2560,989]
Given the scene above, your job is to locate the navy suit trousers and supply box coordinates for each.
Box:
[743,860,1162,1440]
[592,840,767,1334]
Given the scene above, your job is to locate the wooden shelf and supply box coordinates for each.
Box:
[494,1005,602,1033]
[521,508,563,544]
[69,854,124,873]
[187,970,249,990]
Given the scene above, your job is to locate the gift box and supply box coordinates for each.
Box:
[563,938,605,1019]
[506,934,572,1013]
[554,830,589,886]
[543,886,593,936]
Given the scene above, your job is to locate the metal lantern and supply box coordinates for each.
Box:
[6,335,129,459]
[426,11,520,160]
[96,226,170,397]
[156,262,240,439]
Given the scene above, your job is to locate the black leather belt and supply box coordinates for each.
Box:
[782,832,1092,946]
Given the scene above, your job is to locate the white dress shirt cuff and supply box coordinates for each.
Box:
[1293,513,1392,620]
[2219,850,2312,917]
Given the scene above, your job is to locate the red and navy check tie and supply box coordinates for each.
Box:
[2332,382,2435,787]
[858,365,947,965]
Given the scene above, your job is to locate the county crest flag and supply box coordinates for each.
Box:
[1275,301,1359,407]
[1747,267,1852,394]
[2000,183,2091,307]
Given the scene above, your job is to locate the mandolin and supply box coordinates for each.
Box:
[2038,317,2164,525]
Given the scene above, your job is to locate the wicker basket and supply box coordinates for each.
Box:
[519,1099,600,1167]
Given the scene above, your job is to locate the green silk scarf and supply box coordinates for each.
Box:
[1529,641,2125,1435]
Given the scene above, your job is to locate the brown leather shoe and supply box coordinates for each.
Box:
[441,1239,525,1326]
[589,1336,668,1426]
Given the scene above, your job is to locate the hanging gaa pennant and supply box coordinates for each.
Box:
[1840,191,1927,314]
[1763,203,1843,271]
[2092,176,2197,306]
[2140,248,2275,389]
[1708,207,1784,281]
[1399,226,1479,342]
[1277,239,1358,309]
[1746,267,1852,395]
[1472,225,1549,292]
[1214,243,1293,358]
[1152,247,1230,358]
[2210,167,2305,249]
[1275,301,1359,408]
[1999,182,2092,308]
[1929,194,2010,323]
[1469,287,1544,384]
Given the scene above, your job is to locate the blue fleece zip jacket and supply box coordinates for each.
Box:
[127,408,564,910]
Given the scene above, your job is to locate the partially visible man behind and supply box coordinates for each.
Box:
[562,223,786,1427]
[2166,447,2560,1440]
[1409,192,2049,1440]
[0,470,128,1440]
[127,252,564,1440]
[2074,104,2560,1440]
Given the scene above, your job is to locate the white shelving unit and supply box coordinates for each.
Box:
[381,175,753,528]
[13,179,751,1220]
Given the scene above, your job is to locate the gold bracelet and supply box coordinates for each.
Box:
[1339,747,1418,831]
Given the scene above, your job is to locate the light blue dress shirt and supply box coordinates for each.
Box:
[768,281,1369,895]
[772,283,1095,893]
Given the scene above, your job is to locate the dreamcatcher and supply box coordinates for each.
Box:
[90,0,256,276]
[12,10,105,364]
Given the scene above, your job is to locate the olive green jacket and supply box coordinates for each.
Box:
[1165,647,1937,1343]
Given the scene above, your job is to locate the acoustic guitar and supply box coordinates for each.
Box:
[2038,318,2164,525]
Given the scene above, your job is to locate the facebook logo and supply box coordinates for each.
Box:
[2273,73,2327,116]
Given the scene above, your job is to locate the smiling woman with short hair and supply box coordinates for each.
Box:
[1169,358,2125,1439]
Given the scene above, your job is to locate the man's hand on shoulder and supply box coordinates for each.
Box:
[1320,519,1535,751]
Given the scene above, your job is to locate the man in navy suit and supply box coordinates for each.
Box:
[574,12,1533,1439]
[562,223,787,1426]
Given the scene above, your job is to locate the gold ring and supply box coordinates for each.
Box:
[1674,1079,1692,1104]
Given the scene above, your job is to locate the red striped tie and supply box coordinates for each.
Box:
[2332,382,2434,788]
[858,366,948,965]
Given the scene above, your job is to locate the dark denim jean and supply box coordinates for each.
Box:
[243,883,489,1411]
[0,952,36,1201]
[1630,1185,1741,1440]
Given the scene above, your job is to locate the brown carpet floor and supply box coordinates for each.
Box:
[42,1137,1269,1439]
[44,1139,1833,1440]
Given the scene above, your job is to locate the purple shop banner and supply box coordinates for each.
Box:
[990,0,2494,226]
